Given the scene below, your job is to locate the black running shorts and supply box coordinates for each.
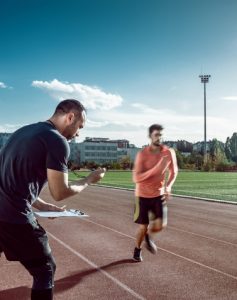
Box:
[0,219,51,261]
[134,196,164,224]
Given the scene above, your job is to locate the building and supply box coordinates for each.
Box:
[78,137,118,165]
[69,137,141,165]
[164,141,178,149]
[123,144,140,162]
[0,132,140,166]
[68,138,81,165]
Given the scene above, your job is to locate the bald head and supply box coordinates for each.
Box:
[50,99,86,140]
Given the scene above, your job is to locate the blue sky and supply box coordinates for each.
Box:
[0,0,237,146]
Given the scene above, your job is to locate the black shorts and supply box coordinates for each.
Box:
[134,196,164,224]
[0,219,51,261]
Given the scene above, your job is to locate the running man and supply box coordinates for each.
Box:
[0,99,106,300]
[133,124,178,261]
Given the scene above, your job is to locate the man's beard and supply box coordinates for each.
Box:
[152,140,161,147]
[63,130,74,140]
[66,133,75,141]
[64,122,77,140]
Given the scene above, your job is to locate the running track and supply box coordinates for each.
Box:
[0,186,237,300]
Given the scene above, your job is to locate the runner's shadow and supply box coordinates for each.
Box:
[55,258,136,293]
[0,286,30,300]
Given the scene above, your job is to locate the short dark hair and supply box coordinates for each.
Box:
[53,99,86,117]
[148,124,164,135]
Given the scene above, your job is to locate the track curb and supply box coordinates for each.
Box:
[92,184,237,205]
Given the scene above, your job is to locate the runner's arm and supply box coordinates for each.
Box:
[165,148,178,193]
[133,152,168,183]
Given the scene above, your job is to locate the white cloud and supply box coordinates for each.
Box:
[221,96,237,101]
[0,82,7,89]
[86,119,109,128]
[83,102,234,146]
[31,78,235,146]
[0,124,23,133]
[32,79,123,110]
[131,103,164,114]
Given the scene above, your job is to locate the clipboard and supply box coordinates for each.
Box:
[34,209,88,218]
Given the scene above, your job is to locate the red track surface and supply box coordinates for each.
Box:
[0,186,237,299]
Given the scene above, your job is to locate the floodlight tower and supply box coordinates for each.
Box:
[199,74,211,162]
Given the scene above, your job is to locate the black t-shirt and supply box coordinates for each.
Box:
[0,122,70,224]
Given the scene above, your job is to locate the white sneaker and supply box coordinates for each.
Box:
[145,234,157,254]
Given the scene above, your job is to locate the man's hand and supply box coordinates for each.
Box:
[33,198,66,211]
[46,203,66,219]
[86,168,106,185]
[33,197,66,219]
[163,191,171,201]
[46,203,66,212]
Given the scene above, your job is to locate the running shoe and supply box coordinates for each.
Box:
[133,247,143,262]
[145,234,157,254]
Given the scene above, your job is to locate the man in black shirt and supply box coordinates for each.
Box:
[0,99,105,300]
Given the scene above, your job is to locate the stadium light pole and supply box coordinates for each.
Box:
[199,74,211,163]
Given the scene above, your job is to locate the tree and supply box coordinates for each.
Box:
[209,138,228,167]
[85,161,99,170]
[225,133,237,162]
[184,152,203,170]
[119,155,131,170]
[111,162,121,170]
[176,140,193,153]
[175,150,184,169]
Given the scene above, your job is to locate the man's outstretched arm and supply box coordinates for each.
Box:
[47,168,106,201]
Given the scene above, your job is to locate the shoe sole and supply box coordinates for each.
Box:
[133,257,143,262]
[145,244,157,254]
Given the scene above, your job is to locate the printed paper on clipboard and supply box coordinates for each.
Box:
[34,209,89,218]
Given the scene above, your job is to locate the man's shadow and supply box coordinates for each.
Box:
[55,258,135,293]
[0,259,135,299]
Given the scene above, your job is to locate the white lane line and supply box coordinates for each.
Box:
[170,212,237,230]
[83,188,237,230]
[83,205,237,246]
[168,226,237,247]
[47,231,146,300]
[82,218,237,281]
[101,204,237,232]
[83,218,134,240]
[92,185,237,205]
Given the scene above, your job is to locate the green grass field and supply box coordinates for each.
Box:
[69,170,237,202]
